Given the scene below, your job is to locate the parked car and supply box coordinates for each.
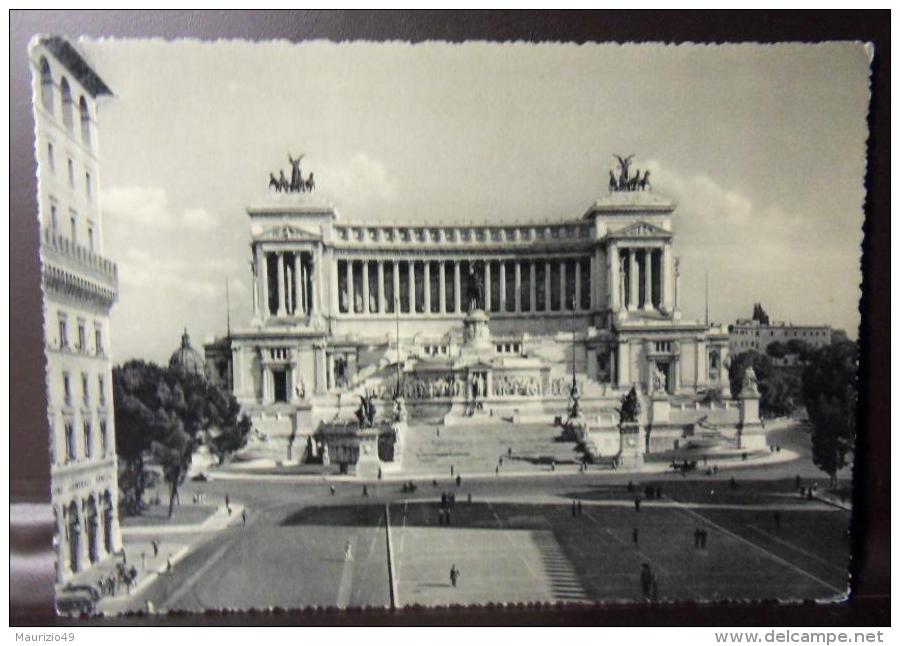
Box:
[56,583,100,616]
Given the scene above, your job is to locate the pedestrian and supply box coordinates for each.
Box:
[499,456,503,467]
[432,479,438,487]
[166,555,173,572]
[152,539,159,557]
[436,427,440,439]
[655,486,662,499]
[551,461,556,472]
[441,492,447,508]
[795,474,802,490]
[450,563,460,587]
[634,498,641,513]
[730,477,737,490]
[242,509,247,526]
[572,500,577,517]
[450,465,454,476]
[776,445,781,453]
[713,465,718,474]
[508,447,512,457]
[577,500,583,517]
[345,540,353,561]
[632,527,639,546]
[378,467,383,480]
[640,563,654,602]
[225,493,230,508]
[363,485,369,497]
[700,529,708,549]
[495,465,499,476]
[456,474,462,487]
[467,492,472,504]
[627,481,634,493]
[141,551,147,571]
[330,485,336,496]
[693,528,701,548]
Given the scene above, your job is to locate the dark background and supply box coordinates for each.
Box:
[10,10,890,626]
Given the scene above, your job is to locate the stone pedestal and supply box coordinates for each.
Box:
[650,393,670,425]
[355,428,381,479]
[618,421,645,469]
[738,393,766,451]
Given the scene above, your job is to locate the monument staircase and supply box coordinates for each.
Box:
[400,422,584,476]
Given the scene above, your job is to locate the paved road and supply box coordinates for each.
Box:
[123,425,849,612]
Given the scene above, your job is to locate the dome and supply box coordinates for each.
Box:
[169,329,207,377]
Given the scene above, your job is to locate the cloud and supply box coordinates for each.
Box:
[183,207,219,231]
[101,185,220,231]
[317,153,397,213]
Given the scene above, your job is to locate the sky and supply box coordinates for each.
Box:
[77,39,870,364]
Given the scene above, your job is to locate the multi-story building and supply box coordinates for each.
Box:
[208,159,737,461]
[729,318,832,355]
[31,36,121,584]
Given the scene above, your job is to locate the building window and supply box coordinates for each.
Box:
[87,224,94,251]
[47,141,55,173]
[94,325,103,355]
[98,375,106,406]
[81,373,90,406]
[79,96,91,145]
[39,57,54,113]
[50,202,58,230]
[67,158,75,187]
[99,419,108,456]
[85,172,92,202]
[69,211,77,244]
[60,77,74,128]
[76,320,86,352]
[62,372,72,405]
[83,420,92,458]
[64,421,75,462]
[57,314,68,349]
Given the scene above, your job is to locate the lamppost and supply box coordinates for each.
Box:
[395,295,402,399]
[569,296,581,420]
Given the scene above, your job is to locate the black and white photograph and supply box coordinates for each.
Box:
[24,28,873,619]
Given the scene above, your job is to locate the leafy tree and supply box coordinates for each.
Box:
[766,341,788,359]
[113,360,251,517]
[786,338,814,361]
[802,341,858,488]
[728,351,797,418]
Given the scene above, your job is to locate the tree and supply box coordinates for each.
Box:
[114,360,251,517]
[766,341,788,359]
[728,351,797,418]
[752,303,770,325]
[786,338,814,362]
[802,340,858,488]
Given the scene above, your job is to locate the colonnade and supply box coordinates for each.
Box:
[335,256,592,316]
[609,244,671,312]
[256,250,318,318]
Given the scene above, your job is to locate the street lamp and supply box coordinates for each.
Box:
[569,296,581,420]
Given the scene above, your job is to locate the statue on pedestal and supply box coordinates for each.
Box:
[651,364,667,395]
[466,266,485,313]
[619,385,641,424]
[740,366,760,397]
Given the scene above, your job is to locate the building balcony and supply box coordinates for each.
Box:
[41,227,118,306]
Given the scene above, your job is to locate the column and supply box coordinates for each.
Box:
[393,260,401,312]
[423,261,431,313]
[407,261,415,313]
[484,261,491,311]
[346,259,355,313]
[544,260,552,312]
[628,248,639,310]
[662,245,672,312]
[261,251,271,316]
[439,261,446,313]
[514,262,522,312]
[261,361,270,401]
[331,257,339,315]
[285,262,293,315]
[617,340,631,388]
[643,249,653,311]
[361,260,370,314]
[559,259,567,310]
[276,252,287,316]
[309,249,319,315]
[609,244,620,311]
[377,261,385,313]
[453,261,461,313]
[529,262,537,312]
[252,247,261,318]
[499,262,506,312]
[293,254,303,315]
[574,259,582,311]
